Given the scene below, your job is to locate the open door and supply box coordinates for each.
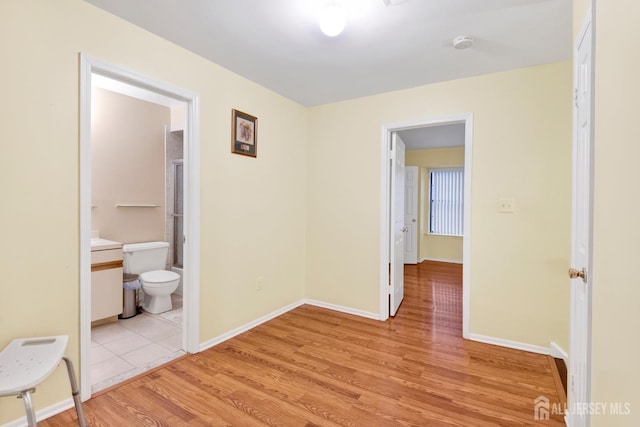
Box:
[567,11,593,427]
[390,133,406,316]
[404,166,419,264]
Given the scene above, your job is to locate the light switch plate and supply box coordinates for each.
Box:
[498,198,515,213]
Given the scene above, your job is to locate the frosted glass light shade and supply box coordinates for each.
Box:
[319,5,346,37]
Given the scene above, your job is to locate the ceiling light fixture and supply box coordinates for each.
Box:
[452,35,474,50]
[319,4,347,37]
[382,0,409,6]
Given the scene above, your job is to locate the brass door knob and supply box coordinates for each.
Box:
[569,267,587,282]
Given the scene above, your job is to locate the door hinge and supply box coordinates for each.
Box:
[574,88,579,108]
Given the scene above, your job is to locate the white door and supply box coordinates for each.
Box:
[390,133,406,316]
[568,12,593,427]
[404,166,419,264]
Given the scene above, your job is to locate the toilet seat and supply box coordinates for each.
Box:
[139,270,180,314]
[140,270,180,285]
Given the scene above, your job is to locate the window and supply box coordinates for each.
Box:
[429,168,464,236]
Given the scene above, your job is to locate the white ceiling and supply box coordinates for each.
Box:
[397,122,465,150]
[83,0,572,107]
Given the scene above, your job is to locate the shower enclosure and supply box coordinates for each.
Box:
[165,128,183,278]
[172,160,183,268]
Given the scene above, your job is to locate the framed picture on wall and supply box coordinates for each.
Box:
[231,109,257,157]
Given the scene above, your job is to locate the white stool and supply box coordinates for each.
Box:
[0,335,87,427]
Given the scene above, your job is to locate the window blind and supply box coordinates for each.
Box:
[429,168,464,236]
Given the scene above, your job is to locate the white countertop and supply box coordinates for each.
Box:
[91,238,123,251]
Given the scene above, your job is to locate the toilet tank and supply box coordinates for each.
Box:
[122,241,170,274]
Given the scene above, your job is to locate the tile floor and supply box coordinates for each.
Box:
[90,294,185,392]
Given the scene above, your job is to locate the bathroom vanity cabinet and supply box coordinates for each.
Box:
[91,240,123,322]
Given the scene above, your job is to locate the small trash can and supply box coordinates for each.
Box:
[119,273,141,319]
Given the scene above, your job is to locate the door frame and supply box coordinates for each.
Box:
[79,54,201,400]
[379,113,473,339]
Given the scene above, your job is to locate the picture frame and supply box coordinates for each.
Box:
[231,109,258,157]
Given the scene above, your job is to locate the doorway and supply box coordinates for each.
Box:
[79,54,201,400]
[380,114,473,338]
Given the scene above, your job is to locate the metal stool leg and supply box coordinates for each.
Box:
[20,390,37,427]
[62,357,88,427]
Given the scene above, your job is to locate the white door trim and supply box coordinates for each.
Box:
[379,113,473,339]
[79,54,201,400]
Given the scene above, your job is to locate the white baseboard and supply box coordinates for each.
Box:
[550,341,568,363]
[199,299,380,353]
[199,299,305,352]
[304,299,381,320]
[419,257,463,264]
[468,333,552,356]
[2,398,74,427]
[198,298,383,353]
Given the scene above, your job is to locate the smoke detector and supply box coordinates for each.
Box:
[452,35,474,50]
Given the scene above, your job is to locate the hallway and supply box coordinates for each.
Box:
[399,261,463,338]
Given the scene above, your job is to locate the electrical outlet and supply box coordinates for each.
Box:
[256,276,264,291]
[498,198,515,213]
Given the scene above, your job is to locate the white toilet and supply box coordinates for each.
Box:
[122,241,180,314]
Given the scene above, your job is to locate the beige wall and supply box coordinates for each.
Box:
[588,1,640,425]
[406,147,464,263]
[91,87,168,244]
[0,0,307,422]
[170,104,185,132]
[307,61,572,347]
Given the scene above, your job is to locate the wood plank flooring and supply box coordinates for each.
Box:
[43,261,565,426]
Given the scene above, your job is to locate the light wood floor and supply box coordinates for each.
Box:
[43,261,565,426]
